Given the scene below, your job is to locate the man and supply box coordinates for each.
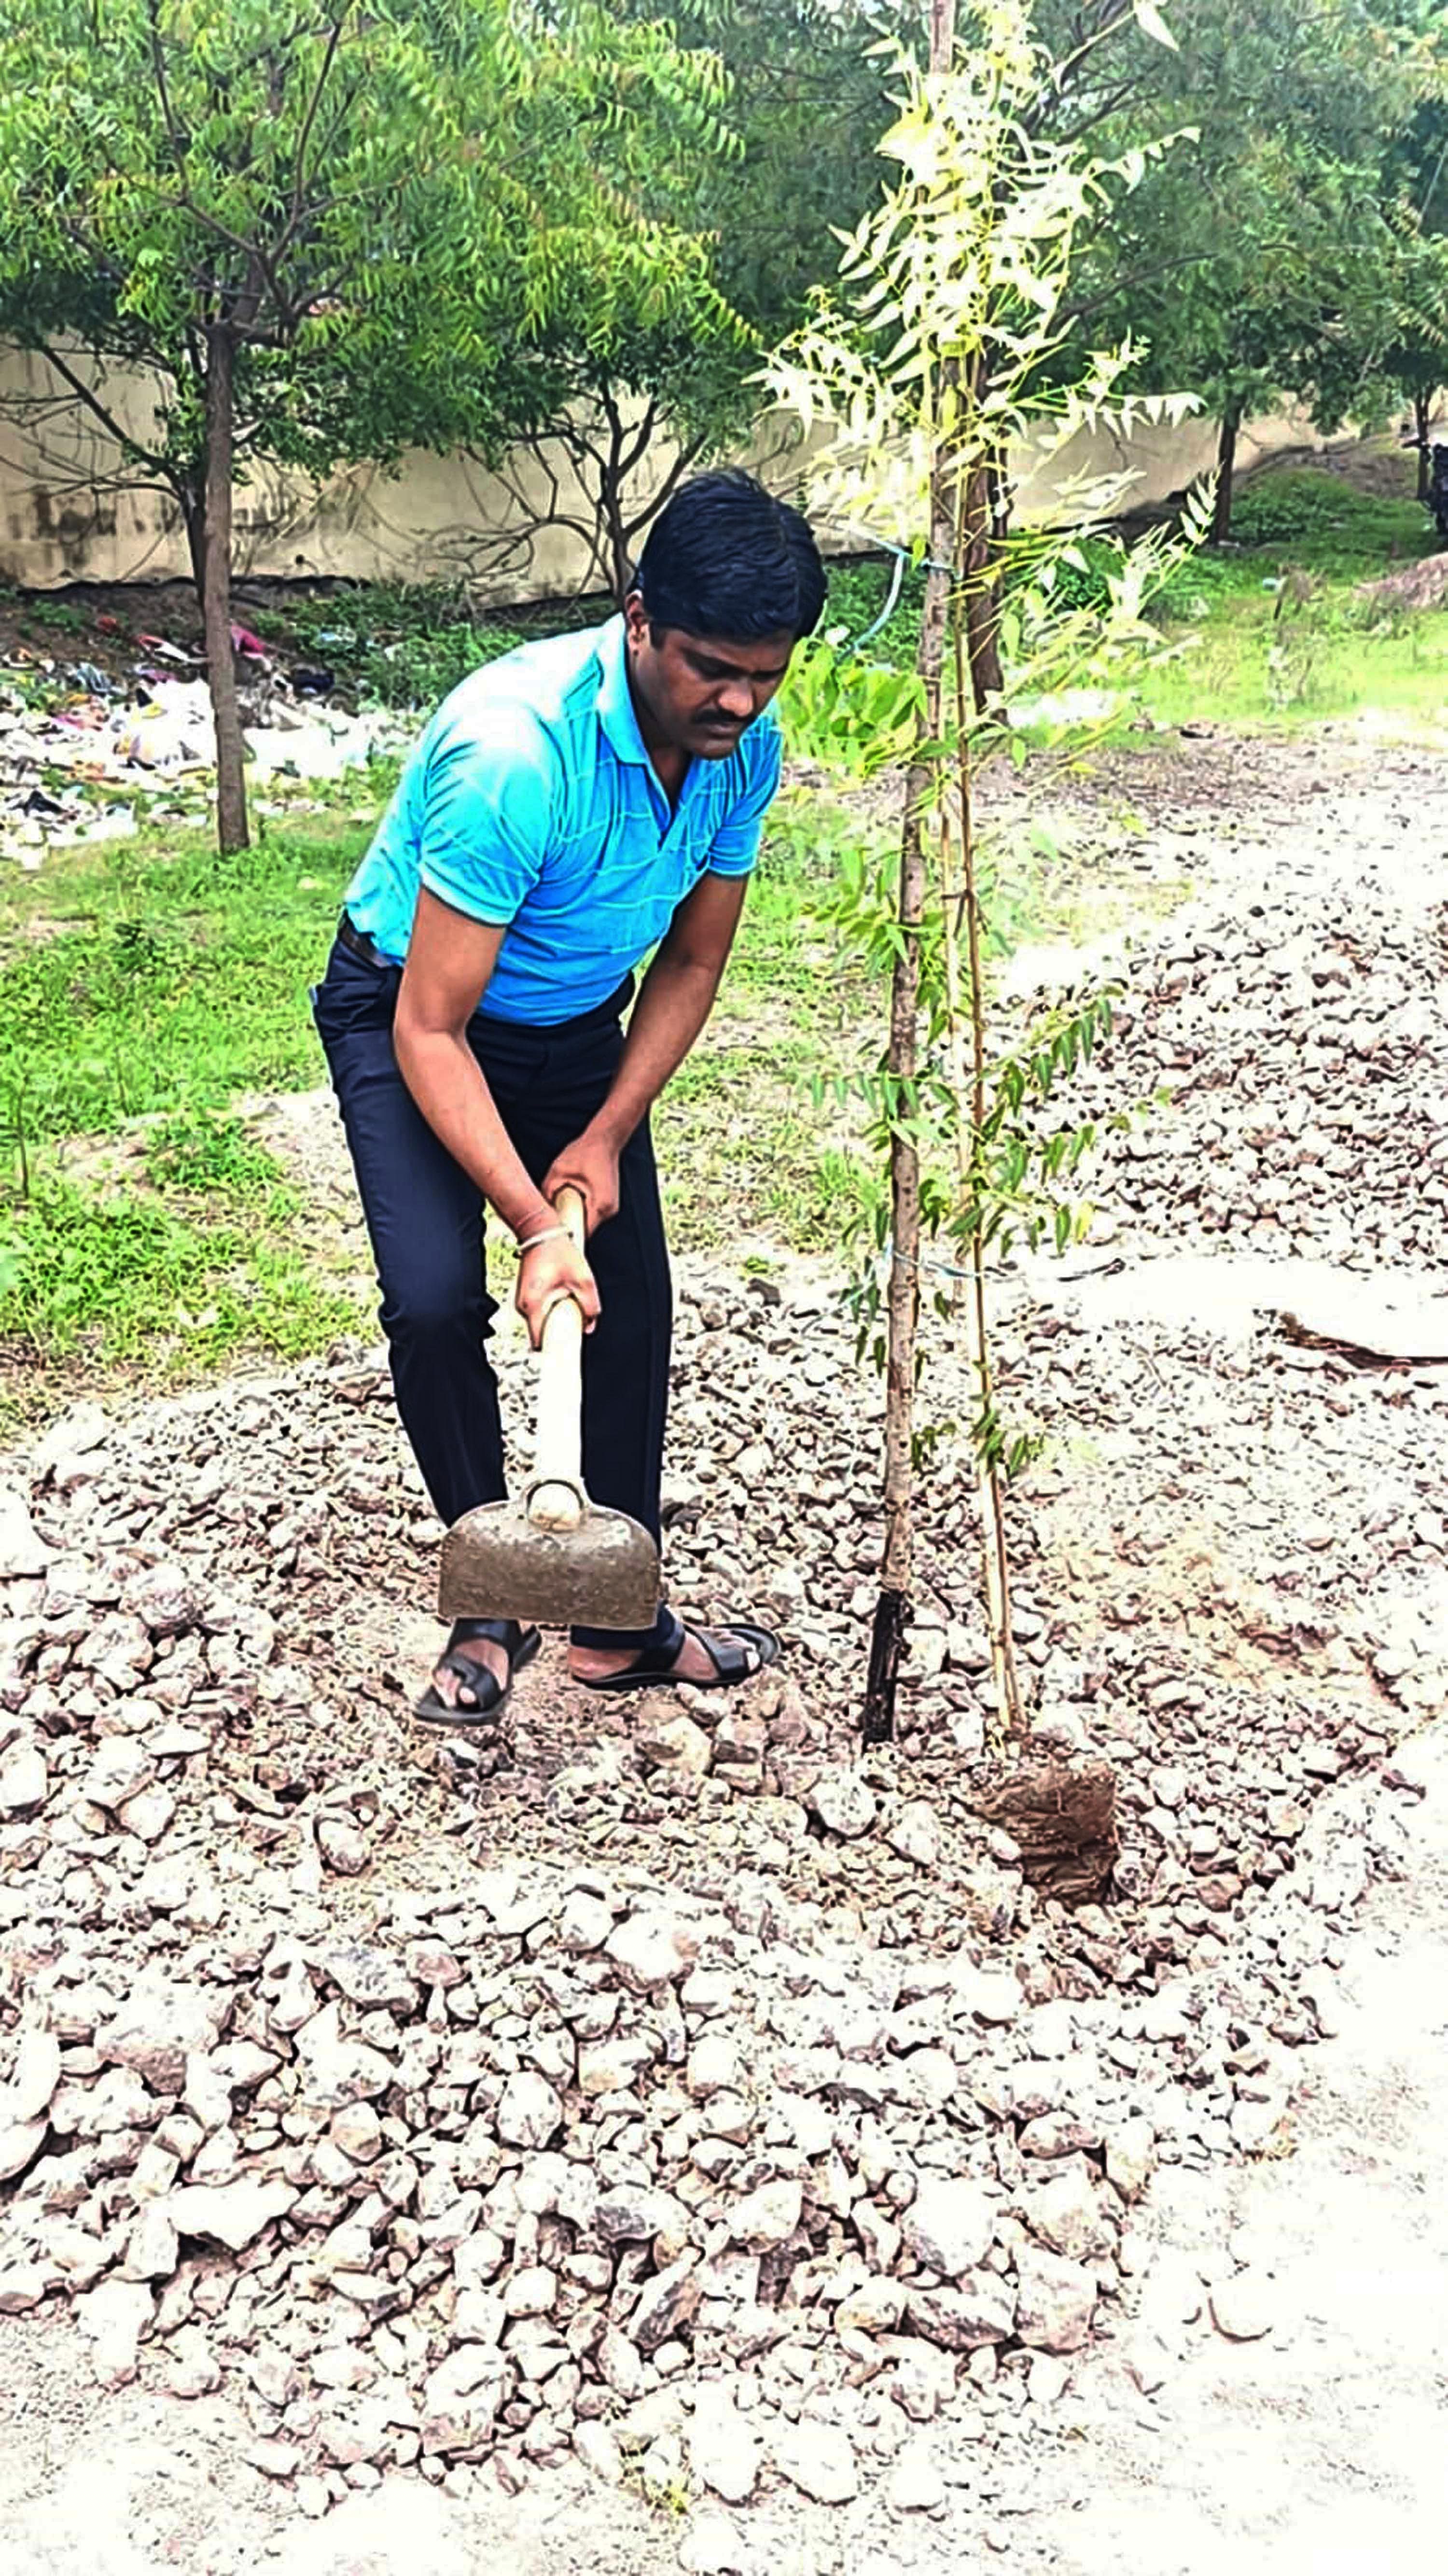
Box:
[313,468,826,1733]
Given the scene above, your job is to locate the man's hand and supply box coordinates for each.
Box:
[515,1230,600,1348]
[542,1129,623,1232]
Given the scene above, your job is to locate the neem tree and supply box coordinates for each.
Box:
[0,0,736,851]
[768,0,1199,1759]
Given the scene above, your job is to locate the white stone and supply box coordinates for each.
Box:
[578,2033,658,2096]
[121,2200,180,2282]
[637,1710,713,1784]
[421,2348,508,2455]
[165,2329,223,2398]
[96,1980,226,2095]
[808,1767,877,1839]
[887,1800,941,1866]
[293,2004,394,2107]
[321,1941,418,2013]
[1,2029,61,2126]
[496,2069,563,2149]
[686,2031,742,2100]
[502,2265,556,2318]
[557,1888,614,1953]
[168,2179,298,2250]
[905,2277,1016,2351]
[1026,2162,1113,2262]
[1210,2270,1277,2342]
[678,2511,748,2575]
[835,2276,905,2335]
[116,1785,175,1843]
[0,2118,47,2184]
[573,2420,625,2484]
[0,1486,47,1578]
[1028,2352,1072,2406]
[953,1964,1022,2027]
[83,1737,156,1813]
[688,2398,761,2504]
[901,2175,996,2278]
[887,2443,947,2512]
[1014,2247,1097,2353]
[122,1562,201,1635]
[1104,2116,1157,2203]
[727,2176,802,2249]
[0,1743,47,1815]
[330,2100,383,2161]
[769,2418,859,2504]
[317,1814,368,1875]
[0,2264,49,2314]
[605,1911,698,1991]
[74,2278,153,2389]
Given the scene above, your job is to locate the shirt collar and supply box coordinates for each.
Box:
[594,615,653,767]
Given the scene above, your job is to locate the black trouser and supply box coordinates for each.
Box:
[311,930,673,1650]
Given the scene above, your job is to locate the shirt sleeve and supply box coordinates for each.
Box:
[704,715,783,879]
[417,703,557,925]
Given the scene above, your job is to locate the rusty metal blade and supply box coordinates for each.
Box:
[438,1499,659,1631]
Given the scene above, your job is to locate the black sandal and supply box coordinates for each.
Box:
[573,1612,780,1695]
[413,1618,542,1728]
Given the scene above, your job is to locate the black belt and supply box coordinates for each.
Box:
[336,910,396,970]
[336,909,635,1030]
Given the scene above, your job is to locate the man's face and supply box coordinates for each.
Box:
[624,595,796,761]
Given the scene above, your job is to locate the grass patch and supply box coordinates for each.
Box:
[1140,468,1445,730]
[0,795,376,1150]
[0,796,378,1416]
[0,1173,356,1378]
[1227,468,1427,562]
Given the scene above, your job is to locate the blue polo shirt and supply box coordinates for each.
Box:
[342,615,782,1024]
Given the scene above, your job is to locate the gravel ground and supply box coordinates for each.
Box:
[1,724,1446,2572]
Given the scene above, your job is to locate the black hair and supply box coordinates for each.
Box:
[632,467,827,643]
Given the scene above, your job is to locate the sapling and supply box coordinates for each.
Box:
[767,0,1204,1742]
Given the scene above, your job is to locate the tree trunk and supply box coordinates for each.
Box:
[1415,390,1432,503]
[863,0,958,1746]
[1211,396,1241,545]
[202,323,249,856]
[963,456,1004,711]
[863,705,932,1743]
[606,488,631,609]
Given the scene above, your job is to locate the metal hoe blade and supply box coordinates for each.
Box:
[438,1495,659,1631]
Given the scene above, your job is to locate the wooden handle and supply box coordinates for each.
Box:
[527,1186,587,1532]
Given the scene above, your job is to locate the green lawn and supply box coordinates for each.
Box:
[0,792,379,1413]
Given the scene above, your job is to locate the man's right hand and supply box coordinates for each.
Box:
[515,1231,600,1348]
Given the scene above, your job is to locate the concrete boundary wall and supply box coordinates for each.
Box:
[0,341,1330,596]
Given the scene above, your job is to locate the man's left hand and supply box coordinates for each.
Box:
[542,1129,622,1233]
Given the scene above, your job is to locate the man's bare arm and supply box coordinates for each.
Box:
[543,872,748,1226]
[392,889,599,1335]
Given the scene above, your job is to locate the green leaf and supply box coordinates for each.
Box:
[1132,0,1179,51]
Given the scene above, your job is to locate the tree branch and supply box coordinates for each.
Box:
[281,12,351,256]
[24,341,172,478]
